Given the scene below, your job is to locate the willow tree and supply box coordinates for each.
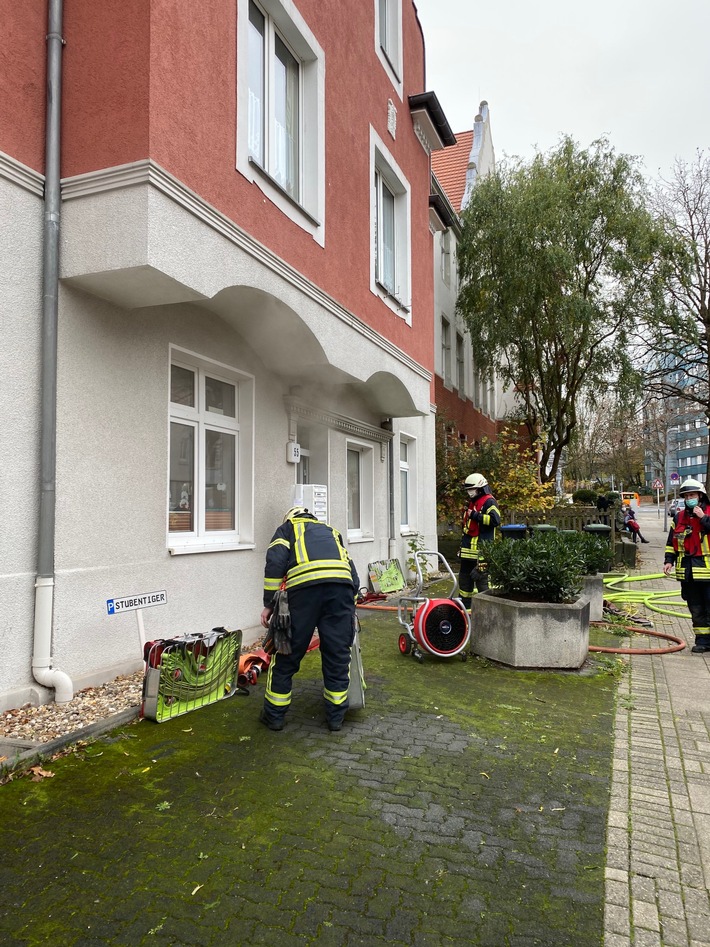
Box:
[456,136,672,483]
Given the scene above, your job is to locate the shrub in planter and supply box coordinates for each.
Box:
[473,533,591,668]
[480,532,585,604]
[567,532,613,575]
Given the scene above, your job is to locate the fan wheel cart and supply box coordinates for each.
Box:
[397,551,470,662]
[142,626,242,722]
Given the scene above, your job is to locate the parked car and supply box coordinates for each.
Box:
[668,497,683,516]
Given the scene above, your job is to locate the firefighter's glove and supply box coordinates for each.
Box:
[270,589,292,655]
[471,510,482,522]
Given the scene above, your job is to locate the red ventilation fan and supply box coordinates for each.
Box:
[397,551,470,662]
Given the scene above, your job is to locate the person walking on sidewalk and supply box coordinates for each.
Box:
[663,478,710,653]
[260,507,360,731]
[623,506,649,543]
[458,473,501,609]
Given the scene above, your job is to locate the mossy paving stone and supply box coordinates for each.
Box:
[0,605,617,946]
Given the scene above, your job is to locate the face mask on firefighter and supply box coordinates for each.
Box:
[685,497,700,509]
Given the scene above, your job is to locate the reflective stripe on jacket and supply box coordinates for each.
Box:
[664,506,710,581]
[263,515,359,605]
[460,492,501,561]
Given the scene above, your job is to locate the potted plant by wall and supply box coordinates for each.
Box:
[469,532,590,669]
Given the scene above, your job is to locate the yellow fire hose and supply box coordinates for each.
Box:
[590,573,687,654]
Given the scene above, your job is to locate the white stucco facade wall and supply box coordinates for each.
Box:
[0,158,438,709]
[0,159,44,705]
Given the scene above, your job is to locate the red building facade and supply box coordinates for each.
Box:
[0,0,455,708]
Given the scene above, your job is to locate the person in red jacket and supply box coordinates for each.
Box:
[623,506,649,543]
[458,473,501,610]
[663,478,710,653]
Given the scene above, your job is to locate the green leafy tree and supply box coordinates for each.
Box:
[436,422,553,528]
[640,151,710,484]
[456,136,673,483]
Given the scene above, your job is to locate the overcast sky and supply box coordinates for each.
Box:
[414,0,709,180]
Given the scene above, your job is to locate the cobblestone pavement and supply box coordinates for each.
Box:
[3,510,709,946]
[1,605,617,945]
[604,508,710,947]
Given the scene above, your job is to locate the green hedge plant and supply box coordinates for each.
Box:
[569,532,613,575]
[480,532,587,604]
[571,488,598,505]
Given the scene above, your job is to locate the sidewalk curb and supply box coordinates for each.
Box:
[0,706,141,778]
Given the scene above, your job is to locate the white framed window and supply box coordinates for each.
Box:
[441,229,451,285]
[347,442,374,541]
[374,0,403,97]
[441,317,451,384]
[455,333,465,392]
[375,170,396,294]
[473,364,481,408]
[168,349,254,553]
[237,0,325,245]
[399,434,416,532]
[248,1,299,198]
[370,128,411,321]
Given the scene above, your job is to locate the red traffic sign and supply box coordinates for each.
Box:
[651,478,664,490]
[670,473,680,484]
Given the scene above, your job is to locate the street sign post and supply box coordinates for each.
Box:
[107,589,167,651]
[651,478,664,516]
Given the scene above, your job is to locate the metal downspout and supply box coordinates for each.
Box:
[382,420,397,558]
[33,0,73,704]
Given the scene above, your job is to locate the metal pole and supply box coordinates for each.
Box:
[663,423,679,534]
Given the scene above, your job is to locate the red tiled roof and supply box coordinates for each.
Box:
[431,129,473,213]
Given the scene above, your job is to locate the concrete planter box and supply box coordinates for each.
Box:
[470,592,590,669]
[582,573,604,622]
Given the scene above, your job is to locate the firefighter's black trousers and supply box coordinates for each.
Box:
[458,556,489,606]
[680,580,710,644]
[263,582,355,725]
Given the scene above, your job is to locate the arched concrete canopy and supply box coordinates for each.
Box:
[206,285,423,418]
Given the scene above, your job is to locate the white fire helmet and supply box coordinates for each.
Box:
[679,478,706,497]
[463,473,488,490]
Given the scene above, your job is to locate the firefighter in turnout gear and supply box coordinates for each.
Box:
[663,478,710,653]
[260,507,360,731]
[458,473,501,609]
